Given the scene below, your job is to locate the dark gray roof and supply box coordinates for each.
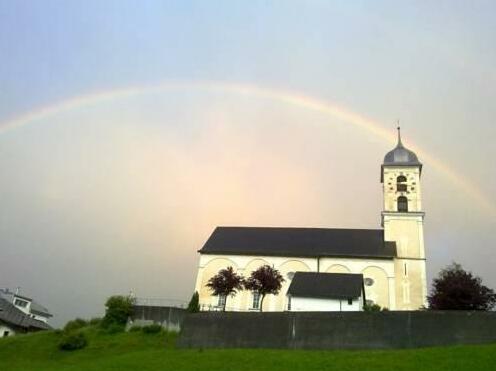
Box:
[383,129,422,167]
[287,272,364,299]
[0,298,51,331]
[30,301,52,317]
[200,227,396,259]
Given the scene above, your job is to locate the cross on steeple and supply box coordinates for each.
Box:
[396,121,403,146]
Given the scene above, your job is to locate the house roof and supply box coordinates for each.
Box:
[30,301,52,317]
[199,227,396,259]
[287,272,364,300]
[0,298,51,331]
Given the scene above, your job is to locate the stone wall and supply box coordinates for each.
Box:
[177,311,496,349]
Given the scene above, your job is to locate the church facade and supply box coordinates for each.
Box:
[194,129,427,311]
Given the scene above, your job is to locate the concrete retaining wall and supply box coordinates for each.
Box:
[128,306,187,332]
[177,311,496,349]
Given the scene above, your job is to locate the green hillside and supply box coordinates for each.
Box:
[1,327,495,371]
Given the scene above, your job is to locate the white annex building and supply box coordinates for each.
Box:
[194,129,427,311]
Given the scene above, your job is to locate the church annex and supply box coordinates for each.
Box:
[194,129,427,311]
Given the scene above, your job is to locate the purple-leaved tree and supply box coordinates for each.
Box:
[428,263,496,310]
[206,266,244,311]
[244,265,284,312]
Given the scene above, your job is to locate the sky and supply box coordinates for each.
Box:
[1,1,495,326]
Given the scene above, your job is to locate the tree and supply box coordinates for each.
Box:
[187,291,200,313]
[101,295,135,329]
[206,266,244,311]
[244,265,284,312]
[428,263,496,310]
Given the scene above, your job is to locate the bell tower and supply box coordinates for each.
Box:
[381,127,427,310]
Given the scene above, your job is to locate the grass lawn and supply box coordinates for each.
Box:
[1,326,495,371]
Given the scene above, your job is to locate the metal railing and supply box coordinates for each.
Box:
[134,297,188,308]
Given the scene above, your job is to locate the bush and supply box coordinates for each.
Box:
[89,317,102,326]
[101,295,135,329]
[58,332,88,351]
[63,318,88,332]
[104,323,125,334]
[129,325,142,332]
[141,324,162,334]
[364,303,383,312]
[187,291,200,313]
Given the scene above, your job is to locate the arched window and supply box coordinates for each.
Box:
[397,175,407,192]
[397,196,408,212]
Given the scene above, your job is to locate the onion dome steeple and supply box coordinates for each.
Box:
[381,127,422,182]
[383,127,422,166]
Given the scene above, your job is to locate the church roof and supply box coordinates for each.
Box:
[199,227,396,259]
[287,272,364,299]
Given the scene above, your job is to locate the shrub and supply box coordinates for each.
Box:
[104,323,125,334]
[89,317,102,326]
[187,291,200,313]
[363,303,383,312]
[58,332,88,351]
[129,325,142,332]
[141,324,162,334]
[63,318,88,332]
[101,295,135,329]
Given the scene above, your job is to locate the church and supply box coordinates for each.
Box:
[194,128,427,311]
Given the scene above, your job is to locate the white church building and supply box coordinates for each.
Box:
[194,128,427,311]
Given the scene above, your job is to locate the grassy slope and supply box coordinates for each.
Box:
[1,327,495,371]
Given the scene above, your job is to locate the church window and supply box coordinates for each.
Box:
[397,176,407,192]
[287,296,292,311]
[404,263,408,277]
[217,295,226,308]
[252,292,261,310]
[397,196,408,212]
[364,278,374,286]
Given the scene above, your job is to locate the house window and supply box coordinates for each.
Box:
[252,292,261,310]
[3,331,9,337]
[14,299,28,308]
[397,175,407,192]
[397,196,408,212]
[348,298,353,305]
[217,295,226,308]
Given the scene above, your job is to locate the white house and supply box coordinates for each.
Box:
[194,129,428,311]
[0,289,52,337]
[287,272,365,312]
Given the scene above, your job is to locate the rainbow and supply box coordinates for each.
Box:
[1,80,494,218]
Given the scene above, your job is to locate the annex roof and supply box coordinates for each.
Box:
[199,227,396,259]
[287,272,364,300]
